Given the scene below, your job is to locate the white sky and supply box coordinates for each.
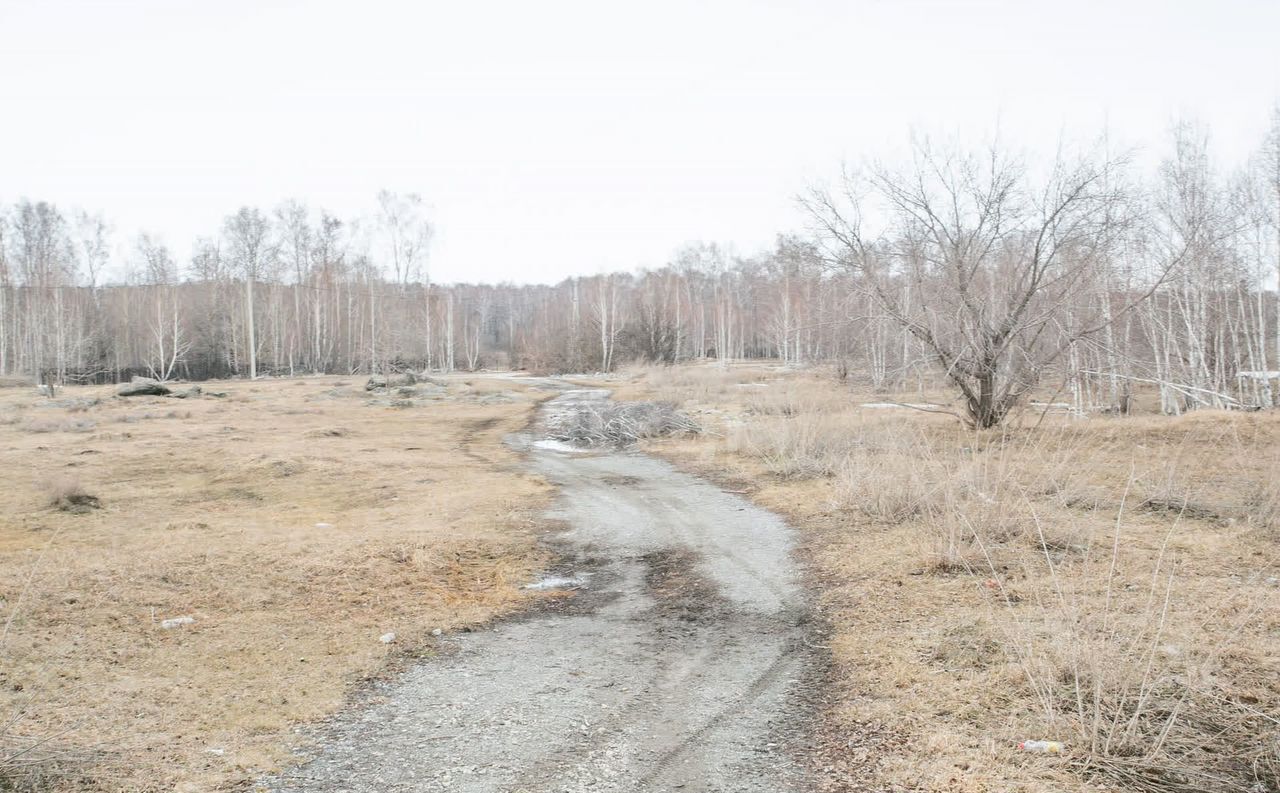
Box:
[1,0,1277,285]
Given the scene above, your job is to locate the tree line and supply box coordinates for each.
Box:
[1,114,1278,426]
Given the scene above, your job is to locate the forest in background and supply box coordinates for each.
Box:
[2,115,1279,424]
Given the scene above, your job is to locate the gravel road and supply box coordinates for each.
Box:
[262,384,813,792]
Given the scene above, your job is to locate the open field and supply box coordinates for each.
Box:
[614,363,1280,793]
[0,375,554,792]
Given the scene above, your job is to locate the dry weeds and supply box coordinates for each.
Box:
[621,363,1280,793]
[0,375,554,792]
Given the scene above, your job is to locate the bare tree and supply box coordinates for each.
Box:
[222,207,275,378]
[375,190,433,289]
[135,233,188,380]
[805,136,1139,427]
[591,274,625,371]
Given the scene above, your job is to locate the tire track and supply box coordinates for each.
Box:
[261,381,812,793]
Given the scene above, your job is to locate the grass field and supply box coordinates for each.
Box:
[0,375,553,792]
[616,363,1280,793]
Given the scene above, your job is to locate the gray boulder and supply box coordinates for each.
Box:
[116,376,171,397]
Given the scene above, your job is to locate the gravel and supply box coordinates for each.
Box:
[260,385,814,793]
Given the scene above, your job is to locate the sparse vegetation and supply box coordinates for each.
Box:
[0,375,555,791]
[42,476,100,513]
[620,363,1280,793]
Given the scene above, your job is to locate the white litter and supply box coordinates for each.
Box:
[315,522,334,529]
[160,616,195,629]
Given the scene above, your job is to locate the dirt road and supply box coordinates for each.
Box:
[263,385,813,792]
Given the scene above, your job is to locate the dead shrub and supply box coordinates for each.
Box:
[833,456,936,523]
[726,413,855,478]
[42,476,100,513]
[0,736,94,793]
[973,488,1280,793]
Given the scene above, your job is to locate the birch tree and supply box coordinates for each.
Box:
[222,207,274,378]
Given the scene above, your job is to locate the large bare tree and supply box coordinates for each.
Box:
[805,137,1142,427]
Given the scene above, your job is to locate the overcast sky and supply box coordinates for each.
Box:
[1,0,1277,285]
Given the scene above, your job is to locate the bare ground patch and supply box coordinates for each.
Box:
[0,375,555,792]
[641,547,729,624]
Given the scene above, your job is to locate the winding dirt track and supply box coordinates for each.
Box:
[264,384,813,792]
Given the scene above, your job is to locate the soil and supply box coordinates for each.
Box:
[260,383,817,792]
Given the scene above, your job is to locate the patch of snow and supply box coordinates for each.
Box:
[533,439,588,454]
[522,575,586,590]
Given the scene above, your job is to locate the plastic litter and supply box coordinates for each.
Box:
[1019,740,1063,754]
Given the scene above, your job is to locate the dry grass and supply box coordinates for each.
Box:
[620,362,1280,793]
[0,374,554,792]
[40,475,101,514]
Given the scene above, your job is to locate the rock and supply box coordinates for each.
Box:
[160,616,195,629]
[117,376,171,397]
[170,385,203,399]
[379,632,396,644]
[315,522,334,529]
[431,628,443,637]
[365,373,418,391]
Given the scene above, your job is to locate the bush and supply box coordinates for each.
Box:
[42,476,100,513]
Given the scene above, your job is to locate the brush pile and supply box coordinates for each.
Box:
[548,400,699,447]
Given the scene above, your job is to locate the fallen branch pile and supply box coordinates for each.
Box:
[548,401,699,447]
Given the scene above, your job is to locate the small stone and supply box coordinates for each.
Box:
[315,522,334,529]
[431,628,443,637]
[379,632,396,644]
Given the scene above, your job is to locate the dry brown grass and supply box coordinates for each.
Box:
[0,375,554,792]
[621,362,1280,793]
